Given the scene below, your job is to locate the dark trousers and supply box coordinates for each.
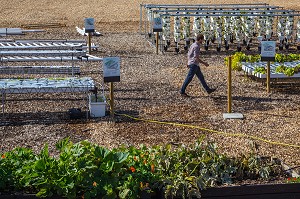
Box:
[180,64,210,94]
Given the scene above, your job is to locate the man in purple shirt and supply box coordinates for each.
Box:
[180,34,215,97]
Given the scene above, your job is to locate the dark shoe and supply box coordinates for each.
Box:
[207,88,216,94]
[180,92,189,97]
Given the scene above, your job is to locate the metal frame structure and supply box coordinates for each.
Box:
[0,77,96,116]
[0,41,102,74]
[140,3,300,53]
[0,40,104,119]
[140,3,279,34]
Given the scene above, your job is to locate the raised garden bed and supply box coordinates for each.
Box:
[2,183,300,199]
[201,183,300,199]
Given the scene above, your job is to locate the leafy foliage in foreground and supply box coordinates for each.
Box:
[0,137,284,198]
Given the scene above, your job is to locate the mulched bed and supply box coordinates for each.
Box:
[1,28,299,174]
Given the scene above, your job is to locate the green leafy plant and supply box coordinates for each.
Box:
[248,54,261,63]
[254,67,266,74]
[275,65,286,73]
[275,54,286,63]
[275,65,298,76]
[156,138,237,199]
[283,67,295,77]
[286,54,300,62]
[0,147,36,192]
[225,53,262,71]
[294,64,300,74]
[231,52,248,71]
[227,52,300,77]
[0,138,285,199]
[287,177,300,183]
[275,53,300,63]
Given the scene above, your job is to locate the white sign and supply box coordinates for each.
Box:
[103,57,120,82]
[153,17,162,32]
[84,18,95,33]
[261,41,276,61]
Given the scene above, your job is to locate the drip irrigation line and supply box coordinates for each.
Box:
[115,112,300,149]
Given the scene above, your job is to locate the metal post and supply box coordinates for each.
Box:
[140,4,143,34]
[156,32,159,54]
[88,32,92,54]
[145,8,148,37]
[109,82,114,119]
[71,50,74,76]
[228,56,232,113]
[86,90,89,120]
[2,92,5,119]
[267,61,271,93]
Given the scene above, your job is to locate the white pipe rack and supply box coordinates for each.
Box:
[0,50,87,56]
[159,12,300,17]
[0,77,95,94]
[139,3,284,33]
[143,3,274,9]
[0,55,103,62]
[2,39,86,43]
[0,42,98,50]
[0,65,81,75]
[152,9,293,14]
[0,28,45,36]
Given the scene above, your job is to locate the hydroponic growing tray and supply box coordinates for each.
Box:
[241,61,300,78]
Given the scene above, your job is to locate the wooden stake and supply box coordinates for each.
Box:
[88,32,92,54]
[228,56,232,113]
[109,82,114,119]
[267,61,271,93]
[156,32,159,55]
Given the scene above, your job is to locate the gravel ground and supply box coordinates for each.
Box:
[0,1,299,172]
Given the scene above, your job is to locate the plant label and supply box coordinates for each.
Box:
[261,41,276,61]
[84,18,95,33]
[153,17,162,32]
[103,57,120,82]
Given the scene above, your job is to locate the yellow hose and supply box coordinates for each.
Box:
[115,113,300,149]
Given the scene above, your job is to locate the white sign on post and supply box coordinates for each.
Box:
[261,41,276,61]
[84,18,95,33]
[153,17,162,32]
[103,57,120,82]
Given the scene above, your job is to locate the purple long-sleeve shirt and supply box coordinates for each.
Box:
[187,42,200,66]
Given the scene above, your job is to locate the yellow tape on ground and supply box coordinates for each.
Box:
[115,113,300,149]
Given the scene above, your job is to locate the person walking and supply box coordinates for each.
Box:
[180,34,215,97]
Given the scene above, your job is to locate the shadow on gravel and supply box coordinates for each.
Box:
[210,95,292,111]
[0,108,144,126]
[114,110,140,123]
[0,111,92,126]
[115,97,149,101]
